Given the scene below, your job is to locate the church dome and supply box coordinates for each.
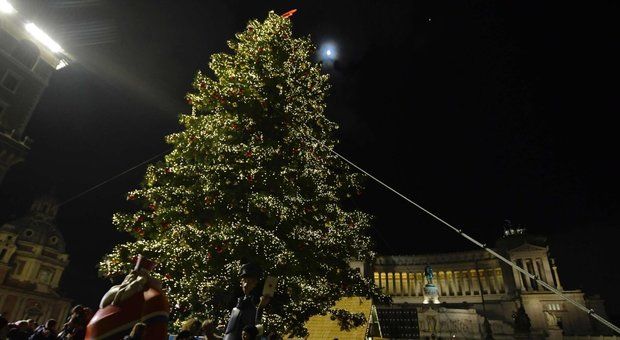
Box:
[0,196,66,252]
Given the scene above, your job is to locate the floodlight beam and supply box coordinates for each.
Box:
[24,22,63,53]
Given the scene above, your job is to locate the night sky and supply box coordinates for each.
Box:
[1,0,619,324]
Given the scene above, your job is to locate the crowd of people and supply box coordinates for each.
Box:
[170,318,259,340]
[0,308,261,340]
[0,260,270,340]
[0,305,92,340]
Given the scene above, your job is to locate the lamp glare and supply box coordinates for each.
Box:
[0,0,16,14]
[25,22,63,53]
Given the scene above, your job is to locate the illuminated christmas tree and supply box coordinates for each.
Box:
[99,11,388,336]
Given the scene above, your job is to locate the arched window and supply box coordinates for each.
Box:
[11,40,40,69]
[38,266,54,284]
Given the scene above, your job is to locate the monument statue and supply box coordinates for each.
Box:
[544,311,559,329]
[424,265,434,284]
[422,265,440,304]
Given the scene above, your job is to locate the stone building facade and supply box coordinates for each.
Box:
[0,196,71,323]
[0,2,69,183]
[370,230,611,339]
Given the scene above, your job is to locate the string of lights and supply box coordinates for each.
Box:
[57,148,171,207]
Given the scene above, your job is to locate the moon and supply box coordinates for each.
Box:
[319,42,337,61]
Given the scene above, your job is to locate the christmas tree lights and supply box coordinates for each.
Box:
[99,11,389,336]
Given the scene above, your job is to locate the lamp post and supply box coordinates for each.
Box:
[476,260,494,340]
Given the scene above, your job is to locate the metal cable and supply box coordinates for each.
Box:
[57,148,170,207]
[302,131,620,335]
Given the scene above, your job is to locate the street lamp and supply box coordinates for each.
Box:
[475,260,494,340]
[24,22,64,53]
[0,0,16,14]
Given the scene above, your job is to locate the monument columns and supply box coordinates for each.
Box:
[532,259,542,291]
[551,259,563,290]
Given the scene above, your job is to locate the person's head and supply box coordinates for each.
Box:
[176,330,192,340]
[181,318,201,335]
[45,319,57,331]
[17,320,28,331]
[71,305,84,316]
[0,315,7,329]
[27,319,36,330]
[242,325,258,340]
[129,322,146,338]
[239,263,261,295]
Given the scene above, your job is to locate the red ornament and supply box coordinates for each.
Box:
[215,245,224,254]
[136,215,145,222]
[127,194,136,201]
[200,82,206,89]
[148,204,156,211]
[165,168,171,174]
[186,98,193,105]
[207,252,212,260]
[247,174,254,183]
[245,150,253,158]
[161,222,170,230]
[165,274,172,280]
[231,123,238,130]
[132,227,144,236]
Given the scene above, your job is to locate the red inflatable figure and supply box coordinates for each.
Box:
[85,255,169,340]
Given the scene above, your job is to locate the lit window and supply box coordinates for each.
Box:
[1,71,20,92]
[38,267,54,284]
[14,260,25,275]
